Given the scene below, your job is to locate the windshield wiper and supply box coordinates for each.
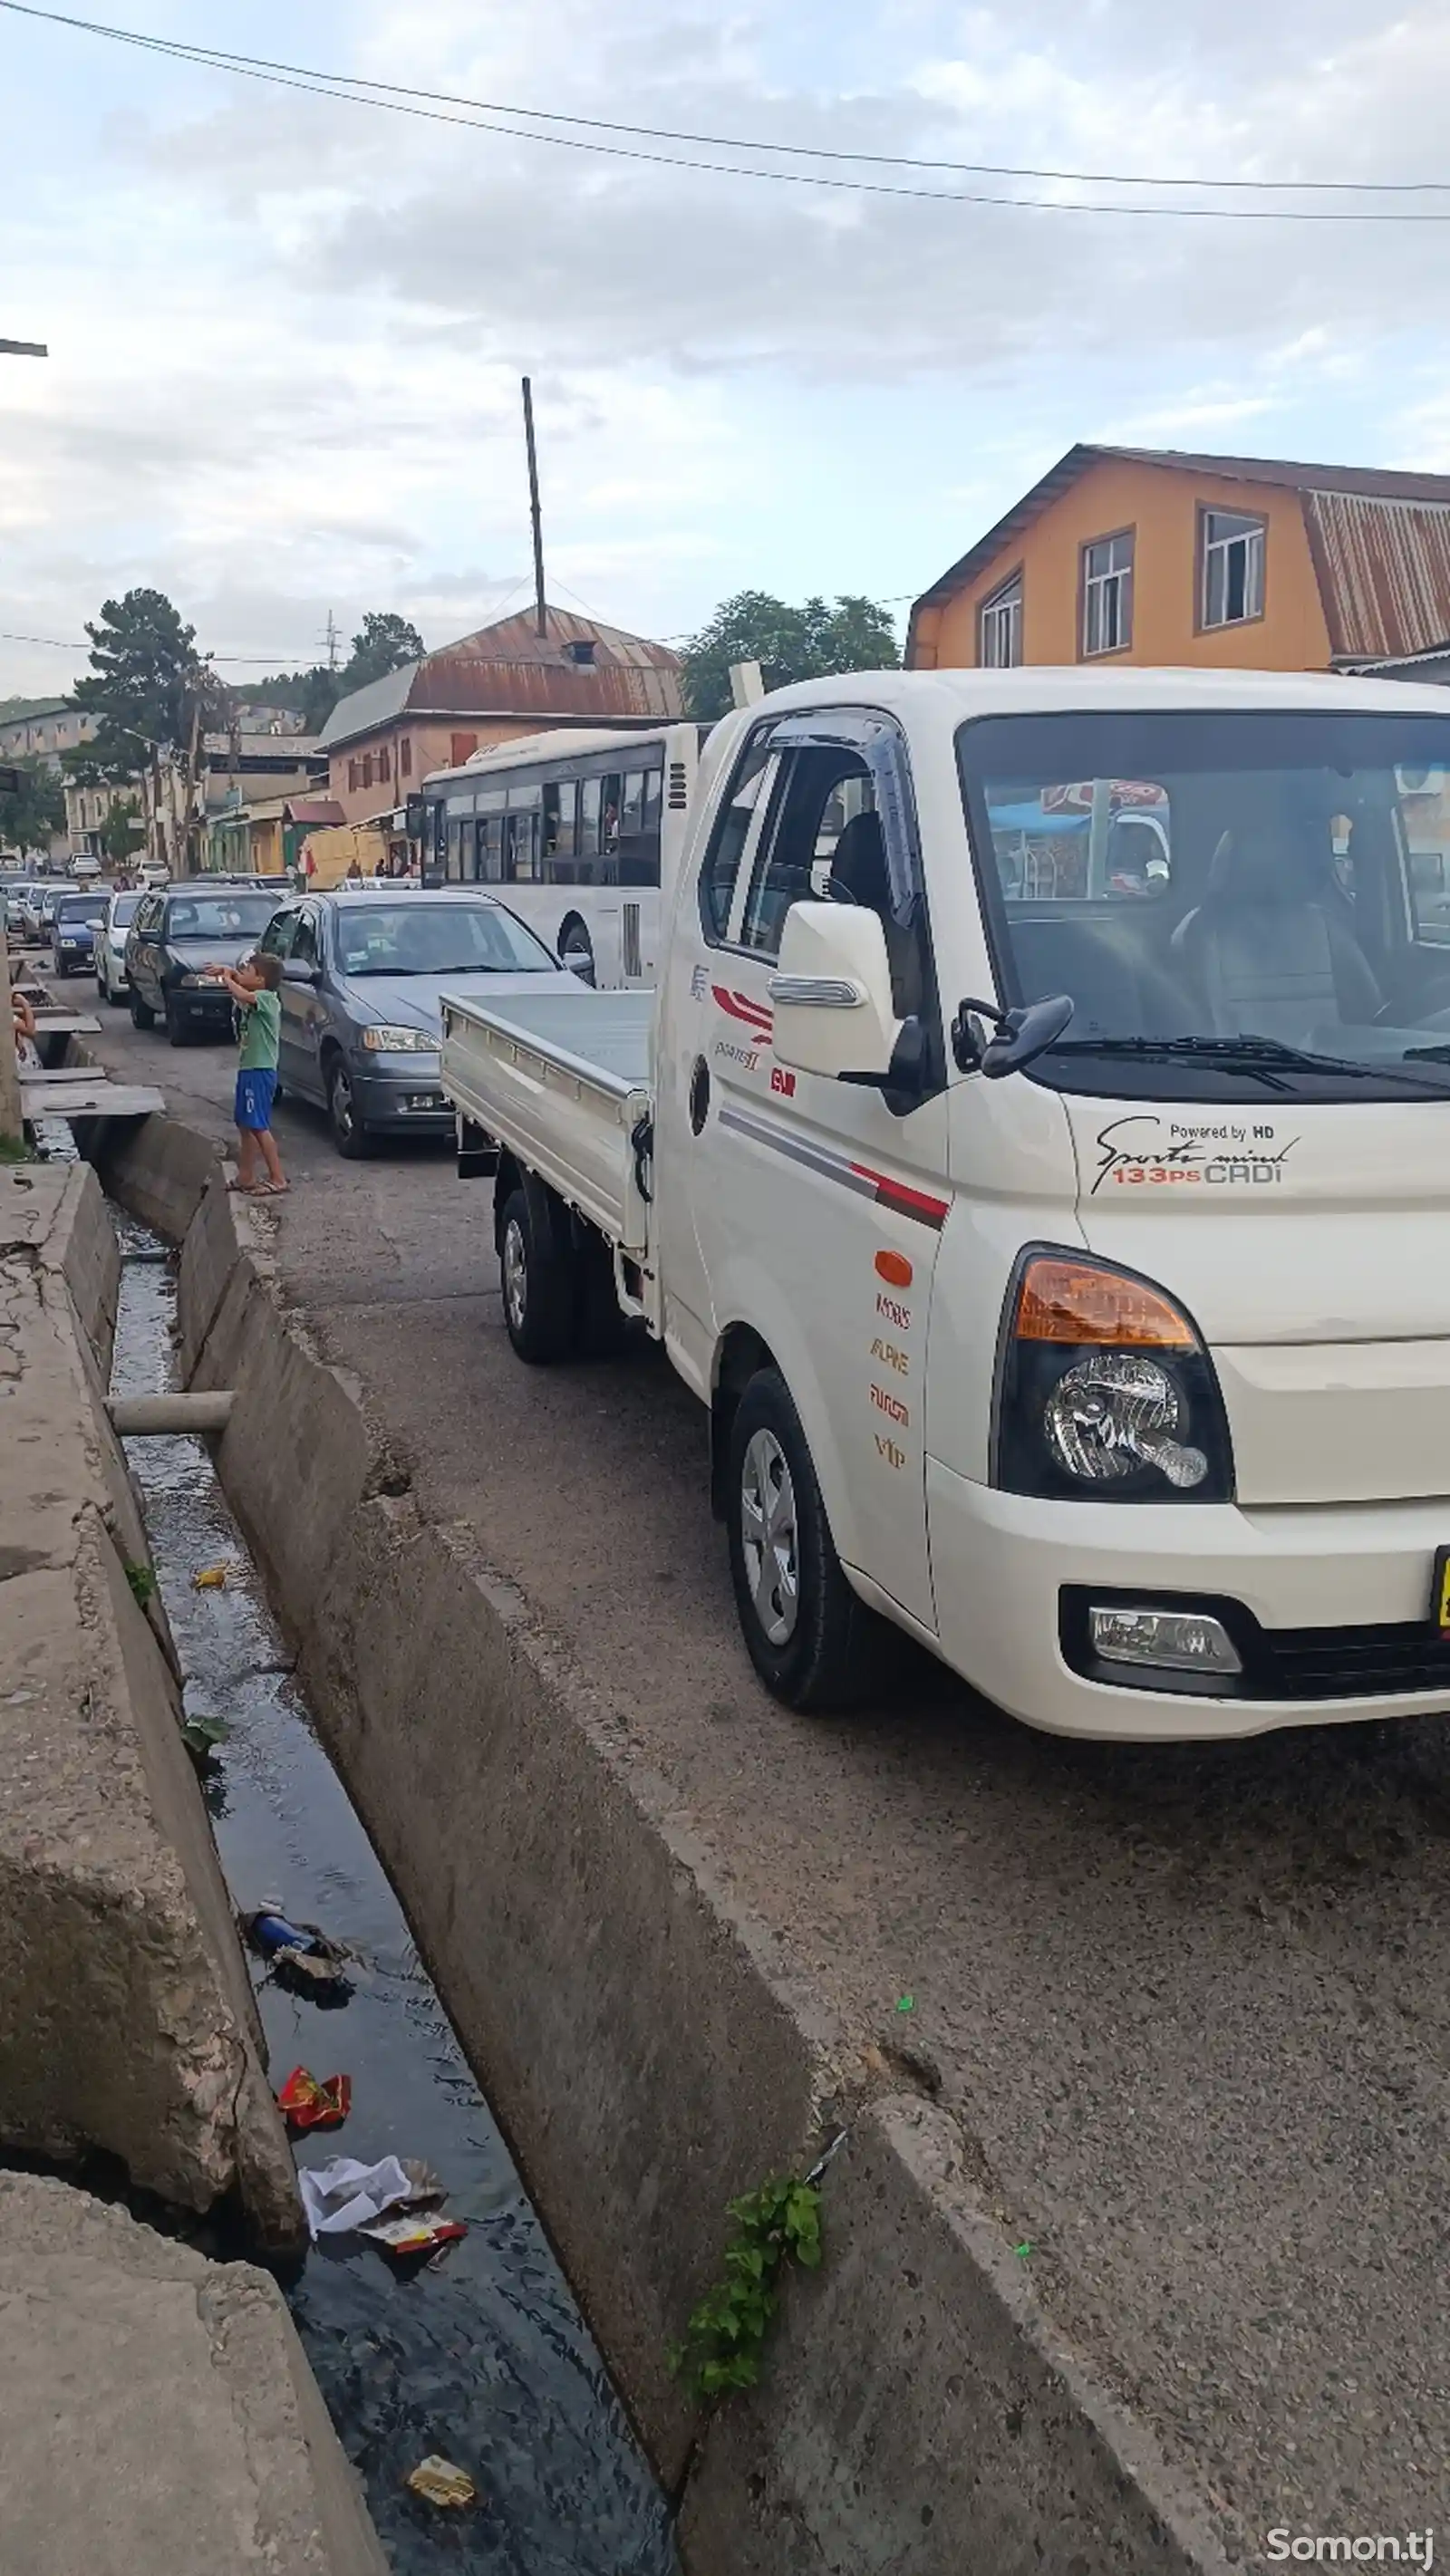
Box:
[1049,1032,1450,1095]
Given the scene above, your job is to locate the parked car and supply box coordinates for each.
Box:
[51,888,108,976]
[255,886,577,1158]
[95,887,143,1003]
[1,880,42,936]
[124,881,284,1043]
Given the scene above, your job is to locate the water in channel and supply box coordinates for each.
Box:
[108,1210,680,2576]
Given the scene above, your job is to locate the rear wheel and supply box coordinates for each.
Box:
[326,1056,372,1160]
[558,916,596,986]
[726,1368,887,1713]
[130,986,155,1031]
[498,1184,579,1363]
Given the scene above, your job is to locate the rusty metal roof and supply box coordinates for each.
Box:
[908,445,1450,664]
[319,606,683,750]
[1303,489,1450,660]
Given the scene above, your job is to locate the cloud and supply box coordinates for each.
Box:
[6,0,1450,698]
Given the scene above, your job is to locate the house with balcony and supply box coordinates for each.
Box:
[317,604,685,864]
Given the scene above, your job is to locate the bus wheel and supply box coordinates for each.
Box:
[559,917,596,986]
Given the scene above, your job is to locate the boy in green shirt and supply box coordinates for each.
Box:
[216,950,287,1195]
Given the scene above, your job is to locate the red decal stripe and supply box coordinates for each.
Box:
[850,1163,951,1229]
[712,984,774,1031]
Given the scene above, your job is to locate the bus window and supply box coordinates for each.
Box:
[446,806,469,883]
[618,765,663,887]
[579,777,603,871]
[546,779,579,882]
[504,807,542,883]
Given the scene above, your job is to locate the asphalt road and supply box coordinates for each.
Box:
[79,982,1450,2556]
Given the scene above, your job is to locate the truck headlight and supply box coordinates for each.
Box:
[994,1252,1232,1503]
[361,1025,437,1054]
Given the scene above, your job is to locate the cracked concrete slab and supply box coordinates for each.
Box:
[0,1165,300,2247]
[0,2173,387,2576]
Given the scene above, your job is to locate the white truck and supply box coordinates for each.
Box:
[441,666,1450,1742]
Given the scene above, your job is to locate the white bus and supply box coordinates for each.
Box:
[417,722,708,987]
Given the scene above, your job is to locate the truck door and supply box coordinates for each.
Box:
[658,709,949,1635]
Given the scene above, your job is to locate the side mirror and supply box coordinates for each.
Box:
[952,992,1074,1079]
[768,901,901,1083]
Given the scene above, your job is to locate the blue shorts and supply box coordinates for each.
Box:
[235,1068,277,1132]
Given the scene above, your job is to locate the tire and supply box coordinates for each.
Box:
[498,1183,579,1364]
[164,995,188,1047]
[558,916,596,986]
[326,1056,372,1160]
[726,1367,887,1713]
[130,986,155,1031]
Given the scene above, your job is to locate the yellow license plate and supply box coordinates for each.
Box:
[1434,1548,1450,1635]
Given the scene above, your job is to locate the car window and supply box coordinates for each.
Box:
[332,900,556,976]
[739,748,875,958]
[164,893,278,941]
[699,731,778,942]
[290,912,320,970]
[109,893,140,926]
[259,910,296,959]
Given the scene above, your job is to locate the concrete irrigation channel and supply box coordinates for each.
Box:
[67,999,1450,2572]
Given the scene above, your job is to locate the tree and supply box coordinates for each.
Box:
[234,668,342,735]
[681,590,899,720]
[338,613,425,696]
[99,796,144,867]
[0,754,65,855]
[67,588,227,872]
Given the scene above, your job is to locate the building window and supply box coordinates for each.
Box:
[980,570,1023,669]
[362,753,373,789]
[400,737,412,777]
[1081,531,1135,657]
[1201,508,1265,629]
[348,758,359,791]
[450,731,478,768]
[379,745,391,784]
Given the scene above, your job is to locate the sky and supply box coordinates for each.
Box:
[4,0,1450,699]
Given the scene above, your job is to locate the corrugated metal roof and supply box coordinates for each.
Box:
[908,445,1450,662]
[319,605,682,749]
[1303,490,1450,660]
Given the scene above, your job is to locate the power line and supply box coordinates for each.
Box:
[5,0,1450,222]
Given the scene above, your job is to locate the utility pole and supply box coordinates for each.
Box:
[322,612,340,673]
[521,376,547,642]
[0,336,48,1145]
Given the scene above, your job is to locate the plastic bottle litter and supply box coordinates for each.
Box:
[406,2456,477,2510]
[242,1908,352,1999]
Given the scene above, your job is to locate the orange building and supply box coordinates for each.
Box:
[907,446,1450,677]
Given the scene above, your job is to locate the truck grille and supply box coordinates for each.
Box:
[1258,1622,1450,1702]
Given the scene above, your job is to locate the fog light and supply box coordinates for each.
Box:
[1088,1606,1241,1676]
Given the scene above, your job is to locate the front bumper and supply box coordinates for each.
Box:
[925,1458,1450,1741]
[352,1061,450,1134]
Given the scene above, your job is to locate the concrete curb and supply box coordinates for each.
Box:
[111,1117,1238,2573]
[0,1163,301,2250]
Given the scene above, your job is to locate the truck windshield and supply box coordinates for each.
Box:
[958,708,1450,1101]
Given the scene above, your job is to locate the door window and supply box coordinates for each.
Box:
[740,747,875,960]
[290,911,320,970]
[699,734,777,941]
[259,910,296,959]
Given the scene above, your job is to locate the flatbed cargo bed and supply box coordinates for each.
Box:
[440,986,656,1255]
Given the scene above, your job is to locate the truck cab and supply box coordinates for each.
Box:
[448,667,1450,1741]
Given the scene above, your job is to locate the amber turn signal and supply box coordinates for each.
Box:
[875,1249,914,1289]
[1014,1256,1197,1348]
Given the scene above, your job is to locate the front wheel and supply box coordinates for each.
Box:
[726,1368,886,1713]
[164,995,188,1047]
[326,1057,372,1159]
[498,1184,578,1363]
[130,986,155,1030]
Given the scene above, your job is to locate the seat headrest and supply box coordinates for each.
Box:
[1205,828,1320,908]
[830,810,890,911]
